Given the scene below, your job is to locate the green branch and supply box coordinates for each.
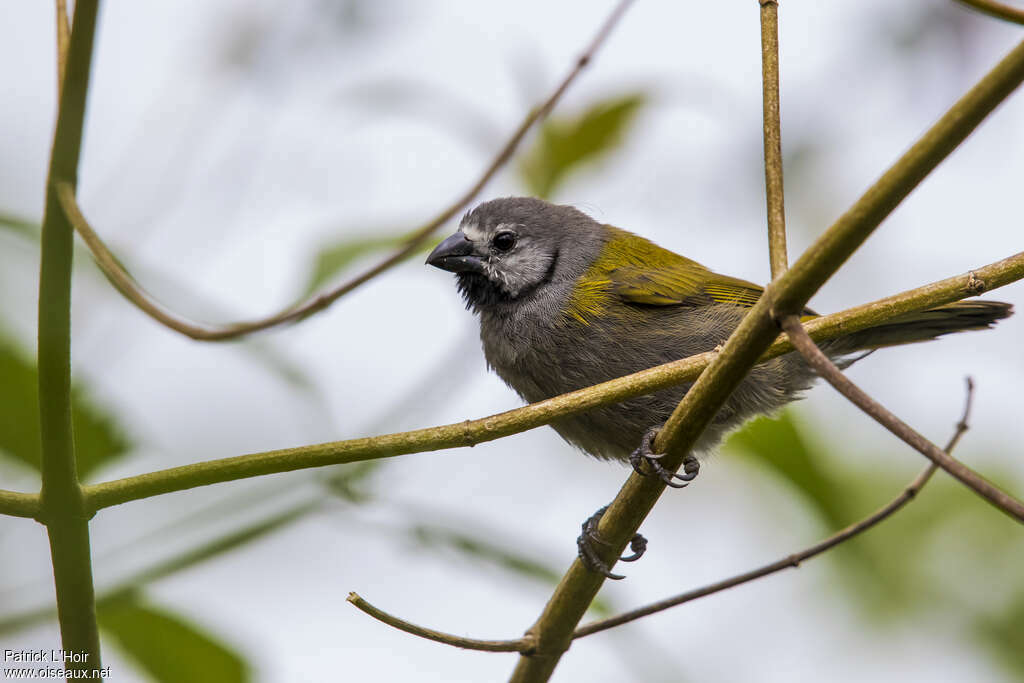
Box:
[760,0,788,279]
[508,37,1024,683]
[76,248,1024,515]
[37,0,103,675]
[0,489,39,518]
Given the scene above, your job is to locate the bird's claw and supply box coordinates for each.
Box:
[629,425,700,489]
[576,505,647,580]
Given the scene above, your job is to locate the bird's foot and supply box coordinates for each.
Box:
[628,425,700,489]
[576,505,647,580]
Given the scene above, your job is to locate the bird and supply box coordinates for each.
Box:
[426,196,1012,575]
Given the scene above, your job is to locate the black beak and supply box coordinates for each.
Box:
[426,232,485,274]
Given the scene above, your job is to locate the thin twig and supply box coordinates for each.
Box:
[78,250,1024,514]
[59,0,636,342]
[760,0,788,279]
[954,0,1024,25]
[573,378,974,638]
[55,0,70,90]
[779,315,1024,523]
[347,593,535,653]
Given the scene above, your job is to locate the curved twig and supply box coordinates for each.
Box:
[58,0,636,342]
[347,593,535,653]
[778,315,1024,523]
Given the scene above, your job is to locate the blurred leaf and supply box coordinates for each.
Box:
[408,523,613,617]
[0,502,319,638]
[0,211,39,240]
[724,411,850,527]
[304,230,431,295]
[116,501,322,590]
[725,411,934,617]
[100,596,248,683]
[0,331,131,479]
[518,92,646,198]
[322,461,381,503]
[973,591,1024,679]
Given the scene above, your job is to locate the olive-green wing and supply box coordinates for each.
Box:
[564,227,815,324]
[609,263,766,309]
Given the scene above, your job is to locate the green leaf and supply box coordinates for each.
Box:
[99,596,248,683]
[724,411,850,527]
[322,461,381,503]
[0,332,131,480]
[0,501,319,637]
[518,93,646,199]
[304,231,430,295]
[115,501,322,590]
[972,591,1024,678]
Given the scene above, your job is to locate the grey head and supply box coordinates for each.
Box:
[426,197,605,313]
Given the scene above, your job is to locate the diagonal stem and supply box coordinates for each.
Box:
[953,0,1024,24]
[778,315,1024,522]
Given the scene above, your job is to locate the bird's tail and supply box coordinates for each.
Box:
[824,300,1013,354]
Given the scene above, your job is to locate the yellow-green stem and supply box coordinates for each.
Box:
[37,0,103,676]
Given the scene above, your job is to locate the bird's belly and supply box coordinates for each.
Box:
[480,309,817,462]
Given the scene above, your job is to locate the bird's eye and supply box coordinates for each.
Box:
[492,231,517,252]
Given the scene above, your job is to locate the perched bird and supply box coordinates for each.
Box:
[428,196,1010,461]
[426,197,1012,572]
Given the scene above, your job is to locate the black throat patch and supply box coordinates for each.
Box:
[455,272,511,312]
[454,247,560,314]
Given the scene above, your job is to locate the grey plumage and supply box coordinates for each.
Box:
[428,197,1013,462]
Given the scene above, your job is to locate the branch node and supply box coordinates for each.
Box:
[966,270,987,295]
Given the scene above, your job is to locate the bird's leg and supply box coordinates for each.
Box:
[629,425,700,489]
[576,505,647,580]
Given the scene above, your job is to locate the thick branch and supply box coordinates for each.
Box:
[760,0,788,279]
[58,0,635,342]
[79,250,1024,514]
[509,38,1024,683]
[954,0,1024,24]
[779,316,1024,522]
[38,0,103,674]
